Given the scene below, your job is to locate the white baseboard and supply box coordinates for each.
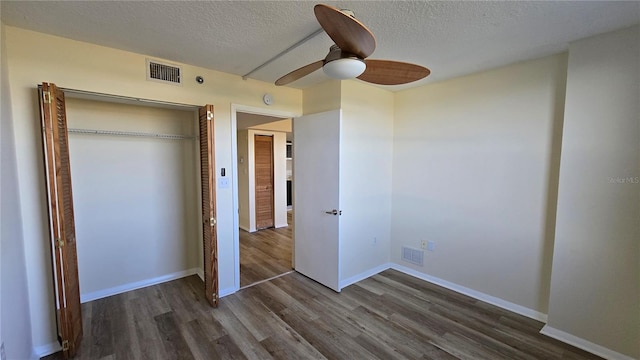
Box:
[275,222,289,229]
[540,325,635,360]
[239,225,251,232]
[336,262,547,324]
[80,268,199,303]
[195,269,235,298]
[32,341,61,359]
[339,263,392,290]
[389,264,548,323]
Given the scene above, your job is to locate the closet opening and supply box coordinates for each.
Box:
[64,94,203,303]
[38,84,218,357]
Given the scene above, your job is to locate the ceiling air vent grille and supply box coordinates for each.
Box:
[146,59,182,85]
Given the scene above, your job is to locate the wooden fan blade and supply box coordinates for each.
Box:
[275,60,324,86]
[314,4,376,59]
[357,60,431,85]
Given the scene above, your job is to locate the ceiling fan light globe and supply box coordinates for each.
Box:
[323,58,366,79]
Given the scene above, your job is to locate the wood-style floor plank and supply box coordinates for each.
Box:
[89,297,114,359]
[110,293,137,360]
[214,301,275,360]
[239,212,293,287]
[154,311,195,360]
[42,269,603,360]
[127,297,165,360]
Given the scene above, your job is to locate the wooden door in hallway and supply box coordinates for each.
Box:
[255,134,274,229]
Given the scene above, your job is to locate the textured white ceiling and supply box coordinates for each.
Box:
[2,1,639,91]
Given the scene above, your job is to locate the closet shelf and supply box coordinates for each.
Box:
[67,128,195,140]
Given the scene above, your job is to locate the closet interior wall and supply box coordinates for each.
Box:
[65,97,201,302]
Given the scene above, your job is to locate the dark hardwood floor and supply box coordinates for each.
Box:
[240,212,293,287]
[43,269,602,360]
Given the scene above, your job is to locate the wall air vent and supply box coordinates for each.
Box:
[401,246,424,266]
[146,59,182,85]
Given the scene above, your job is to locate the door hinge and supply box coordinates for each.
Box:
[207,111,213,120]
[43,91,51,104]
[55,238,65,248]
[204,218,216,227]
[62,340,69,351]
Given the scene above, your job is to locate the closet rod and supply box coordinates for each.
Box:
[59,87,200,110]
[68,128,195,140]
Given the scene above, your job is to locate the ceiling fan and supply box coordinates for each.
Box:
[275,4,430,86]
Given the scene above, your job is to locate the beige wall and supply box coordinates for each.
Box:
[339,80,394,281]
[4,25,301,352]
[237,129,250,230]
[303,79,341,115]
[249,119,292,133]
[299,80,395,285]
[546,26,639,359]
[391,54,568,316]
[1,23,34,360]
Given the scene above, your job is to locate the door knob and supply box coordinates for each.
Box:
[325,209,342,215]
[204,217,216,227]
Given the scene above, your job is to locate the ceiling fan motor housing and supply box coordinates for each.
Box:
[340,9,355,18]
[324,44,361,62]
[323,45,366,79]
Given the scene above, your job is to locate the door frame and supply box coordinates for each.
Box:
[230,104,300,291]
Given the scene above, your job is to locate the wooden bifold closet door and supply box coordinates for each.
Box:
[199,104,219,307]
[39,82,82,358]
[39,84,219,358]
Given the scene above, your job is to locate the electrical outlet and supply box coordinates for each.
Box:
[427,240,435,252]
[421,240,427,249]
[218,177,230,188]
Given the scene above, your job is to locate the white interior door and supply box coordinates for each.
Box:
[293,109,341,292]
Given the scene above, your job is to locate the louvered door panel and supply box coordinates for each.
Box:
[40,82,82,358]
[254,135,274,229]
[199,105,218,307]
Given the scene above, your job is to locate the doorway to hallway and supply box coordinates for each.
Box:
[235,109,294,288]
